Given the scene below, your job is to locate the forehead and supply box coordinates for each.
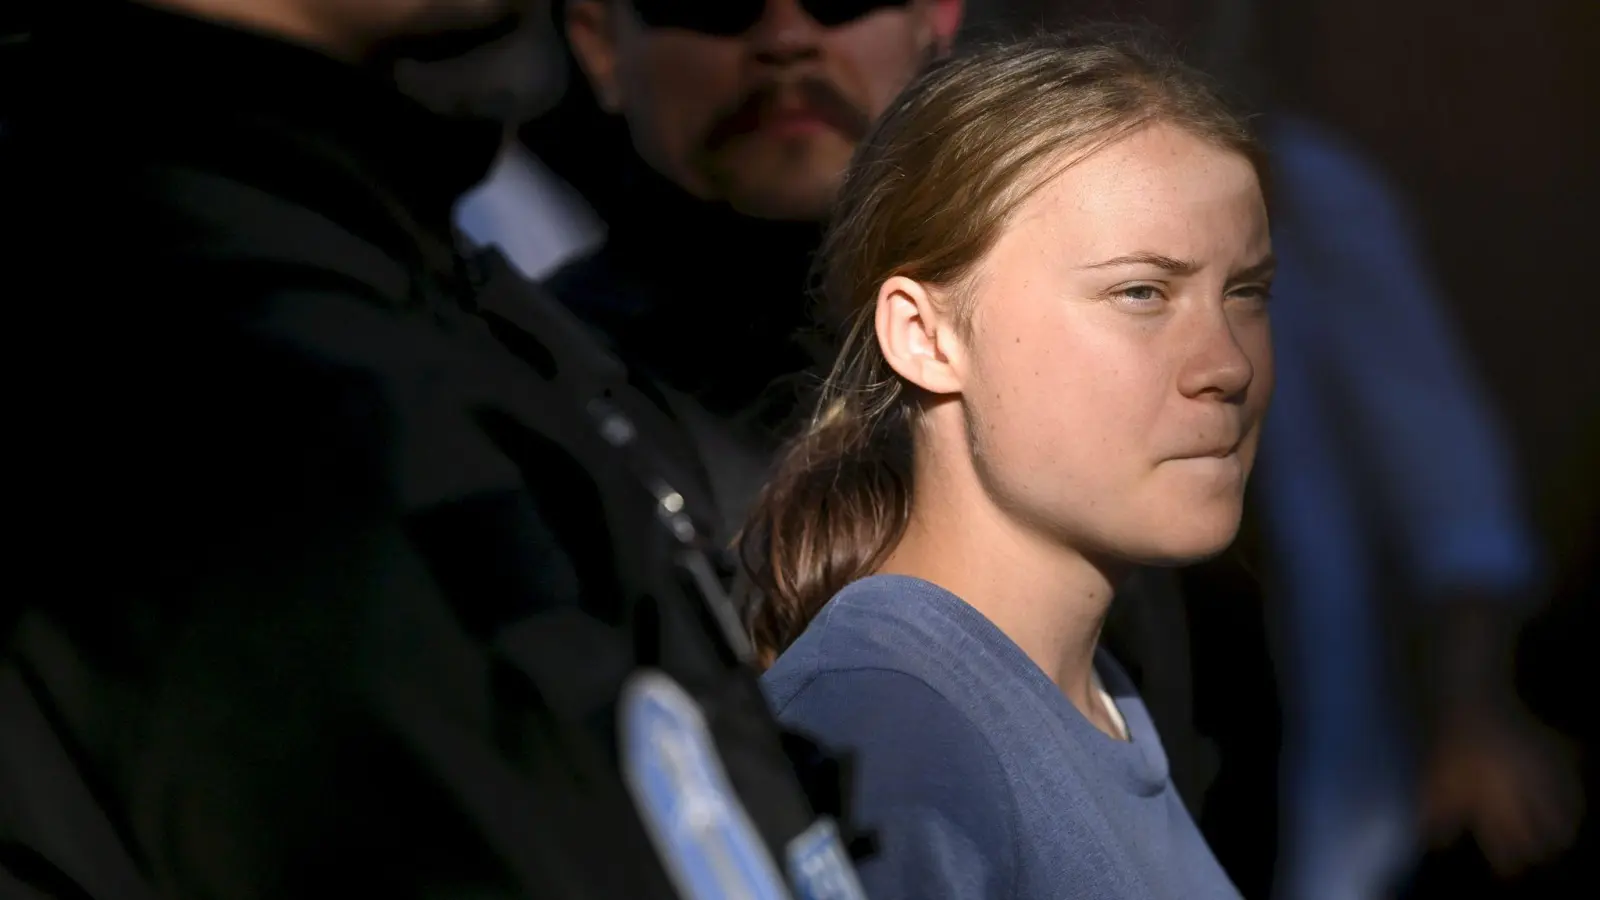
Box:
[1006,123,1266,260]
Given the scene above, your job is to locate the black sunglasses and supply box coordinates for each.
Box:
[628,0,913,37]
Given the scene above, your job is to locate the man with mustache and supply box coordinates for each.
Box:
[540,0,964,559]
[2,1,870,897]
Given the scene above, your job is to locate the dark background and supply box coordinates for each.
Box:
[1277,0,1598,569]
[1247,4,1599,894]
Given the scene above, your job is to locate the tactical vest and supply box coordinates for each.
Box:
[0,153,872,899]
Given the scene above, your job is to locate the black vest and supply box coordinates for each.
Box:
[1,6,867,897]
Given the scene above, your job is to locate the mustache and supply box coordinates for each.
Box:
[703,77,872,150]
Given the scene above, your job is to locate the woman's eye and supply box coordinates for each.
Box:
[1113,284,1165,308]
[1229,284,1274,308]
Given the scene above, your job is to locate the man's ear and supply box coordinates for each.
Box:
[875,276,966,396]
[566,0,623,111]
[926,0,965,54]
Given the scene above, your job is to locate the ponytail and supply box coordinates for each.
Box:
[737,311,915,668]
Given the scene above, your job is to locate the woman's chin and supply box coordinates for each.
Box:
[1117,517,1243,568]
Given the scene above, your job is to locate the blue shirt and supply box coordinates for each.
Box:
[764,575,1241,900]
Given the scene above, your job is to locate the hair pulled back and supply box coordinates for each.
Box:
[738,31,1265,667]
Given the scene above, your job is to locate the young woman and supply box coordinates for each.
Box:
[739,35,1274,899]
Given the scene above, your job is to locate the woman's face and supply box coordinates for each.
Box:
[950,123,1273,565]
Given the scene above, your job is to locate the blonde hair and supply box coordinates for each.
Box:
[738,31,1266,667]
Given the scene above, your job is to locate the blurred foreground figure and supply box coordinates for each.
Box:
[1259,115,1581,900]
[0,1,868,897]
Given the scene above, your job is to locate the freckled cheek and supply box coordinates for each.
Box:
[985,339,1100,452]
[985,319,1057,389]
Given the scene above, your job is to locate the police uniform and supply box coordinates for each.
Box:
[0,4,866,898]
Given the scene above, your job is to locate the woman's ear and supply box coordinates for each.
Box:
[874,276,966,396]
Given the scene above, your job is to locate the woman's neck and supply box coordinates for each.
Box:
[878,436,1127,735]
